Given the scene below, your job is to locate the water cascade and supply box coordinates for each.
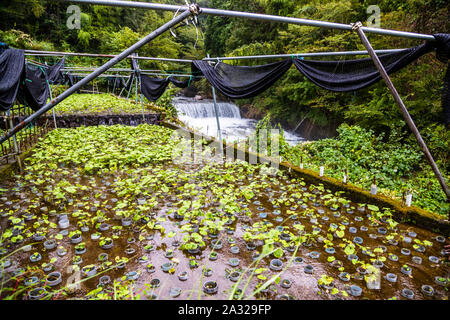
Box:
[172,96,304,145]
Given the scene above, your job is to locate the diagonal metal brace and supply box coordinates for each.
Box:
[352,21,450,206]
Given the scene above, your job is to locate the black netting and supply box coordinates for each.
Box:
[191,59,293,99]
[140,75,192,101]
[140,75,170,102]
[169,76,191,88]
[433,34,450,126]
[292,43,434,92]
[434,33,450,63]
[0,48,25,111]
[443,64,450,126]
[45,58,65,84]
[18,64,49,111]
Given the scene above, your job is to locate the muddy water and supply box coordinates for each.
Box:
[0,160,449,300]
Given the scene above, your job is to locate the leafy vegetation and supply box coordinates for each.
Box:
[281,123,450,216]
[53,93,164,115]
[55,94,163,115]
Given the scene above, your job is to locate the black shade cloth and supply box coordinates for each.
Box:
[169,76,191,88]
[140,75,170,101]
[443,64,450,126]
[140,75,192,101]
[0,48,25,111]
[292,43,433,92]
[18,64,49,111]
[433,33,450,63]
[292,33,449,123]
[433,34,450,125]
[191,59,293,99]
[45,58,65,84]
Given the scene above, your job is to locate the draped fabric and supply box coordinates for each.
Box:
[191,59,293,99]
[169,76,191,88]
[140,75,170,102]
[64,73,75,87]
[18,64,49,111]
[140,75,192,101]
[0,48,25,111]
[442,64,450,126]
[0,34,449,122]
[191,33,449,123]
[291,33,449,123]
[292,43,434,92]
[45,57,65,84]
[433,34,450,125]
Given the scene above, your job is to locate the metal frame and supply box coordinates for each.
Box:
[3,1,448,203]
[57,0,435,41]
[203,49,408,61]
[27,49,409,64]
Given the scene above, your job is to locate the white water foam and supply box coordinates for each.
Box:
[173,97,304,145]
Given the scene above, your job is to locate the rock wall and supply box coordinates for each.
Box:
[1,113,162,129]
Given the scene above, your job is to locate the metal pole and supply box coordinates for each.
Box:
[6,110,22,171]
[111,74,117,93]
[134,56,139,109]
[25,50,193,63]
[29,49,407,65]
[127,75,134,100]
[353,22,450,203]
[0,6,197,145]
[203,49,407,61]
[47,83,58,129]
[134,52,146,121]
[65,71,198,78]
[58,0,436,41]
[207,54,224,157]
[6,110,19,154]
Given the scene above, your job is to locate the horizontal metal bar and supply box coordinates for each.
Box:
[24,50,193,63]
[62,68,133,72]
[62,67,192,74]
[58,0,436,41]
[68,72,200,78]
[203,49,407,61]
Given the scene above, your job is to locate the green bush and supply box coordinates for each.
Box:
[283,124,449,216]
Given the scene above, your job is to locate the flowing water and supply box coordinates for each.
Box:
[173,97,305,145]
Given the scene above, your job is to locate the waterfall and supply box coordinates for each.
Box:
[174,99,241,119]
[172,96,304,145]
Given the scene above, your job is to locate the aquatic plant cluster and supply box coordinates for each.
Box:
[0,124,448,300]
[53,94,164,116]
